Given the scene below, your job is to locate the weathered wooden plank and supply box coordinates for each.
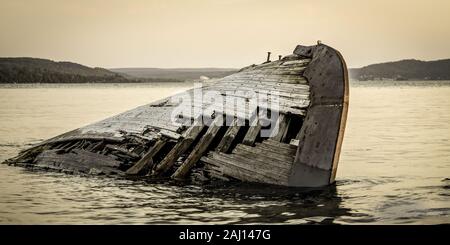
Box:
[234,144,294,164]
[176,91,308,120]
[32,135,124,150]
[202,156,276,184]
[222,73,308,84]
[242,115,261,146]
[208,84,310,99]
[225,73,308,83]
[226,72,308,81]
[206,84,309,98]
[232,146,294,166]
[281,59,311,66]
[158,129,182,140]
[205,152,289,184]
[90,141,106,152]
[211,153,290,179]
[261,139,297,151]
[186,98,255,118]
[80,109,182,136]
[235,58,310,71]
[201,156,269,182]
[216,118,242,153]
[280,118,292,142]
[64,140,82,152]
[252,142,297,156]
[152,121,205,176]
[126,139,167,175]
[202,88,310,112]
[59,141,74,149]
[210,80,310,94]
[33,149,122,175]
[202,155,274,182]
[211,79,310,91]
[290,139,300,146]
[295,127,303,140]
[208,89,310,107]
[243,60,309,69]
[270,114,290,142]
[171,117,223,179]
[6,144,52,165]
[105,144,140,159]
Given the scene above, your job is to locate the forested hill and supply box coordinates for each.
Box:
[0,57,133,83]
[3,57,449,83]
[349,59,450,81]
[0,58,235,83]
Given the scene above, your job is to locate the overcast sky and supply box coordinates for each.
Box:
[1,0,449,68]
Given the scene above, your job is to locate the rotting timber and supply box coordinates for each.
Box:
[3,43,349,187]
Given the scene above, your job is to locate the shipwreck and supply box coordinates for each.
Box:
[3,43,349,187]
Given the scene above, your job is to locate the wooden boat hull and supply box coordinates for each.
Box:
[289,44,349,186]
[3,43,348,187]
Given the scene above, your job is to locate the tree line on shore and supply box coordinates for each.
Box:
[0,57,182,83]
[349,59,450,81]
[2,57,449,83]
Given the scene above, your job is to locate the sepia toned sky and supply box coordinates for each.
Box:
[1,0,449,68]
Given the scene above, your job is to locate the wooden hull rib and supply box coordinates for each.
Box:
[2,43,349,187]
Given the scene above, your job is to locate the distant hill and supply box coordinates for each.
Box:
[3,57,448,84]
[0,58,181,83]
[349,59,450,81]
[110,67,238,80]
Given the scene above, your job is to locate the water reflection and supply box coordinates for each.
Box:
[194,183,351,224]
[124,177,353,224]
[0,166,354,224]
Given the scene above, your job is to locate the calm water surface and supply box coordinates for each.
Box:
[0,81,449,224]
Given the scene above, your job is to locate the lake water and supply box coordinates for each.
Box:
[0,81,449,224]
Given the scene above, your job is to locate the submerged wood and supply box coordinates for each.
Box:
[126,139,167,175]
[152,121,205,176]
[2,43,348,187]
[171,117,223,179]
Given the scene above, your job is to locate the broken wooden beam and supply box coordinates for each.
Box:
[242,115,261,146]
[158,129,182,140]
[216,118,242,153]
[171,117,223,179]
[152,121,205,176]
[125,138,167,175]
[270,113,290,142]
[105,144,140,159]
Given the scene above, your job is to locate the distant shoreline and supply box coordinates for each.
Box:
[349,59,450,81]
[1,80,450,89]
[2,57,450,84]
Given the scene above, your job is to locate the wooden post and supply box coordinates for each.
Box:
[171,117,223,179]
